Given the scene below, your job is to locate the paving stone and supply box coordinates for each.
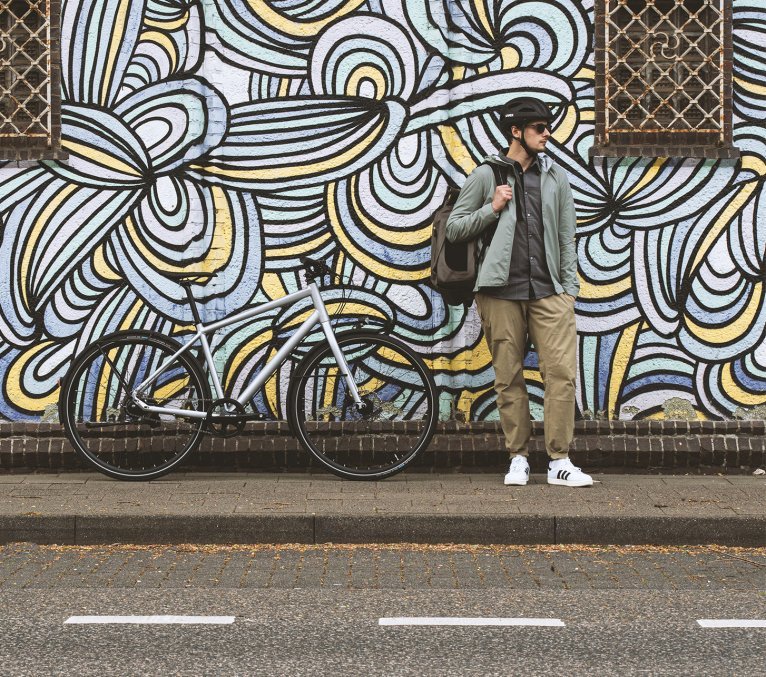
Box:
[215,553,252,588]
[0,557,49,587]
[471,552,510,587]
[293,550,326,589]
[304,499,343,512]
[269,550,303,588]
[240,551,276,588]
[422,551,456,589]
[449,552,486,589]
[399,551,430,589]
[129,551,178,588]
[373,549,405,589]
[350,547,377,589]
[322,549,351,588]
[102,552,147,588]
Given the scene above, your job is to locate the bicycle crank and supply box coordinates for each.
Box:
[205,397,247,438]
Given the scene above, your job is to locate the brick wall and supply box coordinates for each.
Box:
[1,421,763,474]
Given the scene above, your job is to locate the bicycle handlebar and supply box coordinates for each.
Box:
[299,256,335,284]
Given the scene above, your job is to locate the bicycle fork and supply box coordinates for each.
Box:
[317,319,364,408]
[303,282,363,409]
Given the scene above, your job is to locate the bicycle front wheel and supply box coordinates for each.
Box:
[59,331,210,481]
[288,331,438,480]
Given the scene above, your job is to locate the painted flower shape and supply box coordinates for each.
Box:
[193,12,577,342]
[551,147,740,336]
[406,0,590,73]
[204,0,367,75]
[0,0,260,416]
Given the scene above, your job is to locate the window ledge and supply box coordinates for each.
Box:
[0,150,69,167]
[589,144,740,160]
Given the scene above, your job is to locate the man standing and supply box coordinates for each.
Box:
[446,97,592,488]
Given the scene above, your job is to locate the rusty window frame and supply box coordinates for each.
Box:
[0,0,64,163]
[592,0,739,159]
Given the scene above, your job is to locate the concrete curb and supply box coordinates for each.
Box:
[554,515,766,546]
[0,515,77,545]
[2,514,764,547]
[315,515,556,545]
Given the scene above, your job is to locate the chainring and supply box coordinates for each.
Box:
[205,397,247,438]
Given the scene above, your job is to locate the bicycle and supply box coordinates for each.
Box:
[58,257,438,481]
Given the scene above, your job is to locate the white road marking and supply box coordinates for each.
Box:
[697,619,766,628]
[379,617,565,627]
[64,615,235,625]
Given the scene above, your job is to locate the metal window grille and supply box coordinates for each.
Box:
[595,0,736,157]
[0,0,51,141]
[605,0,722,141]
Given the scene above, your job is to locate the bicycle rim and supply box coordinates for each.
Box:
[289,332,437,479]
[61,334,208,480]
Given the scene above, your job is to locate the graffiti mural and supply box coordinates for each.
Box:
[0,0,763,422]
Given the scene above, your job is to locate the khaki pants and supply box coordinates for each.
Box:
[476,293,577,460]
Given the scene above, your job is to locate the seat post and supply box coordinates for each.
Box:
[180,282,203,325]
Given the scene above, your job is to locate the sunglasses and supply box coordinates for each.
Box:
[528,122,551,134]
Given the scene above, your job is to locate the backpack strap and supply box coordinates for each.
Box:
[488,162,505,188]
[477,161,506,257]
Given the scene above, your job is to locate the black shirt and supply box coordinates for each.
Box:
[480,156,555,300]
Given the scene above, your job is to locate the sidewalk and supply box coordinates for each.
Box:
[1,473,764,547]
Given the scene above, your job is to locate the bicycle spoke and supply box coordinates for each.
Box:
[61,334,208,481]
[289,332,437,479]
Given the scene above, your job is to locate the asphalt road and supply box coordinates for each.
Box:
[1,544,764,676]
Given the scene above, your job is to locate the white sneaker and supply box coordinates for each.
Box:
[504,456,530,486]
[547,458,593,487]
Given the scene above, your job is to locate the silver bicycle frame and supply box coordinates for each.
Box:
[130,282,362,419]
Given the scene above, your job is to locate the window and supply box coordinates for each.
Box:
[592,0,738,158]
[0,0,63,161]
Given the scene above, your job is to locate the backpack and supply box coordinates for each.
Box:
[430,163,505,307]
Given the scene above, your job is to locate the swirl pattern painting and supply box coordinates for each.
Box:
[0,0,762,423]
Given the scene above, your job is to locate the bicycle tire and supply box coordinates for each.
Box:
[59,331,210,481]
[287,331,438,480]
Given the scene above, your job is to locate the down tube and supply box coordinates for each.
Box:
[236,310,321,405]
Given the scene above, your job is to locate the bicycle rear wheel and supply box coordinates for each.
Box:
[287,331,437,480]
[59,331,209,480]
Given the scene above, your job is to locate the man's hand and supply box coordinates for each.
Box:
[491,184,513,213]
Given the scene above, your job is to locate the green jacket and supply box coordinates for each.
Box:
[445,153,579,296]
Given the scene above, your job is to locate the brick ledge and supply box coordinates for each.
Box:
[1,421,764,474]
